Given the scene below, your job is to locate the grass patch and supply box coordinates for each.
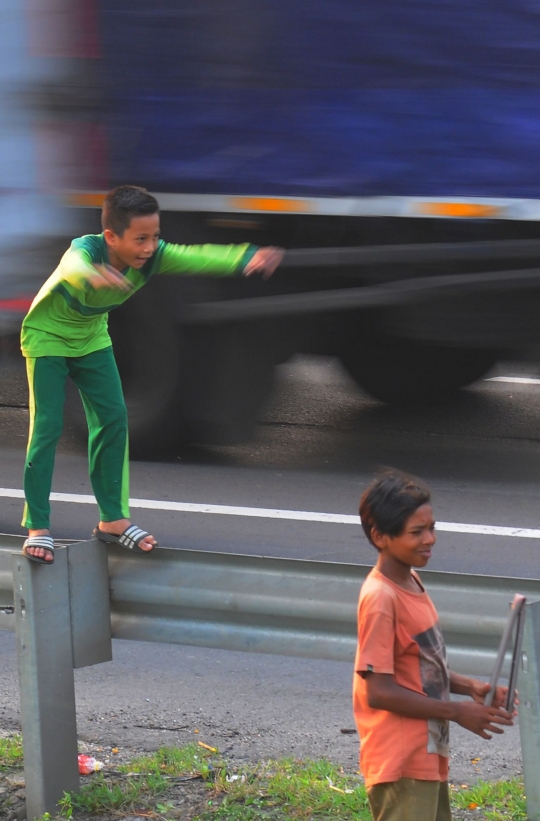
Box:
[58,743,215,818]
[59,771,169,817]
[4,741,529,820]
[0,734,23,771]
[452,778,527,820]
[123,743,215,778]
[207,757,370,820]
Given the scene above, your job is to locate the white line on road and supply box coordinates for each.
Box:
[486,376,540,385]
[0,487,539,539]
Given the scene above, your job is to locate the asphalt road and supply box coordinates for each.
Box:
[0,354,538,785]
[1,354,540,577]
[0,631,523,786]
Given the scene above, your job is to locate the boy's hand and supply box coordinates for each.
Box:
[450,673,516,713]
[243,246,284,279]
[470,680,510,710]
[88,264,134,292]
[452,701,513,739]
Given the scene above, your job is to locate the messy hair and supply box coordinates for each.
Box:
[359,469,431,548]
[102,185,159,236]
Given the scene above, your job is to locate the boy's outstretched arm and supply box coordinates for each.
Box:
[156,243,284,278]
[363,672,513,740]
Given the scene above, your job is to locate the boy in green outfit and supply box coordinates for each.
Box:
[20,185,283,563]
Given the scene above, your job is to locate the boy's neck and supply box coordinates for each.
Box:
[376,553,420,592]
[105,244,126,272]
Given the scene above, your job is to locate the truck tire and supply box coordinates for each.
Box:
[64,293,276,455]
[340,338,496,405]
[178,321,276,445]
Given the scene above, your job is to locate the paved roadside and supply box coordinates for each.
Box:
[0,632,521,788]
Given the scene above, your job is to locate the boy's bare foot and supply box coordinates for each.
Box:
[26,529,54,561]
[98,519,156,552]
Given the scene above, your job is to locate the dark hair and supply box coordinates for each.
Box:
[101,185,159,236]
[359,469,431,548]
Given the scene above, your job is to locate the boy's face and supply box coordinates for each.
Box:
[373,503,436,569]
[104,213,160,270]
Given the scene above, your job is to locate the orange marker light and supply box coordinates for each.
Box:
[66,192,107,208]
[230,197,312,213]
[416,202,502,218]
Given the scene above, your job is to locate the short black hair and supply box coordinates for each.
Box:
[102,185,159,236]
[359,469,431,548]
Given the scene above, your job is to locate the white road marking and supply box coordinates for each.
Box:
[486,376,540,385]
[0,487,539,539]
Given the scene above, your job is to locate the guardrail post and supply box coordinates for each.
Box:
[11,541,112,820]
[68,540,112,668]
[12,549,80,820]
[518,600,540,821]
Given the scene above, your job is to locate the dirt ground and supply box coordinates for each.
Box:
[0,632,523,820]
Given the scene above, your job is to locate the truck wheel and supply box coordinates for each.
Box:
[340,338,496,405]
[178,321,276,445]
[64,298,276,455]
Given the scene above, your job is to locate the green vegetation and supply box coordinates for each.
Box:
[0,738,530,820]
[451,778,527,820]
[124,743,214,778]
[59,743,213,818]
[207,757,370,821]
[53,747,371,820]
[0,734,23,771]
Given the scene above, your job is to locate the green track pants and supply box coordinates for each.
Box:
[22,347,130,529]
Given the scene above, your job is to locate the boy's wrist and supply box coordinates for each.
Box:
[445,700,461,722]
[464,678,477,698]
[240,244,259,273]
[449,671,475,697]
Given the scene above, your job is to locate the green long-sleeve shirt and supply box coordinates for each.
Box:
[21,234,256,358]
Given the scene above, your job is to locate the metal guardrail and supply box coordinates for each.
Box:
[2,534,540,819]
[1,534,538,676]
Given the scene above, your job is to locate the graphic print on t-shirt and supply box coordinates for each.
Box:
[414,622,450,757]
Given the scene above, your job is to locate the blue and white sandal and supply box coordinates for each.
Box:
[22,535,55,564]
[92,525,157,553]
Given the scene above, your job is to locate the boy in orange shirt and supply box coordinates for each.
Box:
[354,470,512,821]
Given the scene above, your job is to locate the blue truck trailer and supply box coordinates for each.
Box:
[5,0,540,454]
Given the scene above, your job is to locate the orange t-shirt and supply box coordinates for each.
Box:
[353,567,450,787]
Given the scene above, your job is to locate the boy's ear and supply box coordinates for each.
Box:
[103,228,118,244]
[371,528,387,550]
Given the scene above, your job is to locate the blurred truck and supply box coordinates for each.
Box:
[0,0,81,338]
[4,0,540,454]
